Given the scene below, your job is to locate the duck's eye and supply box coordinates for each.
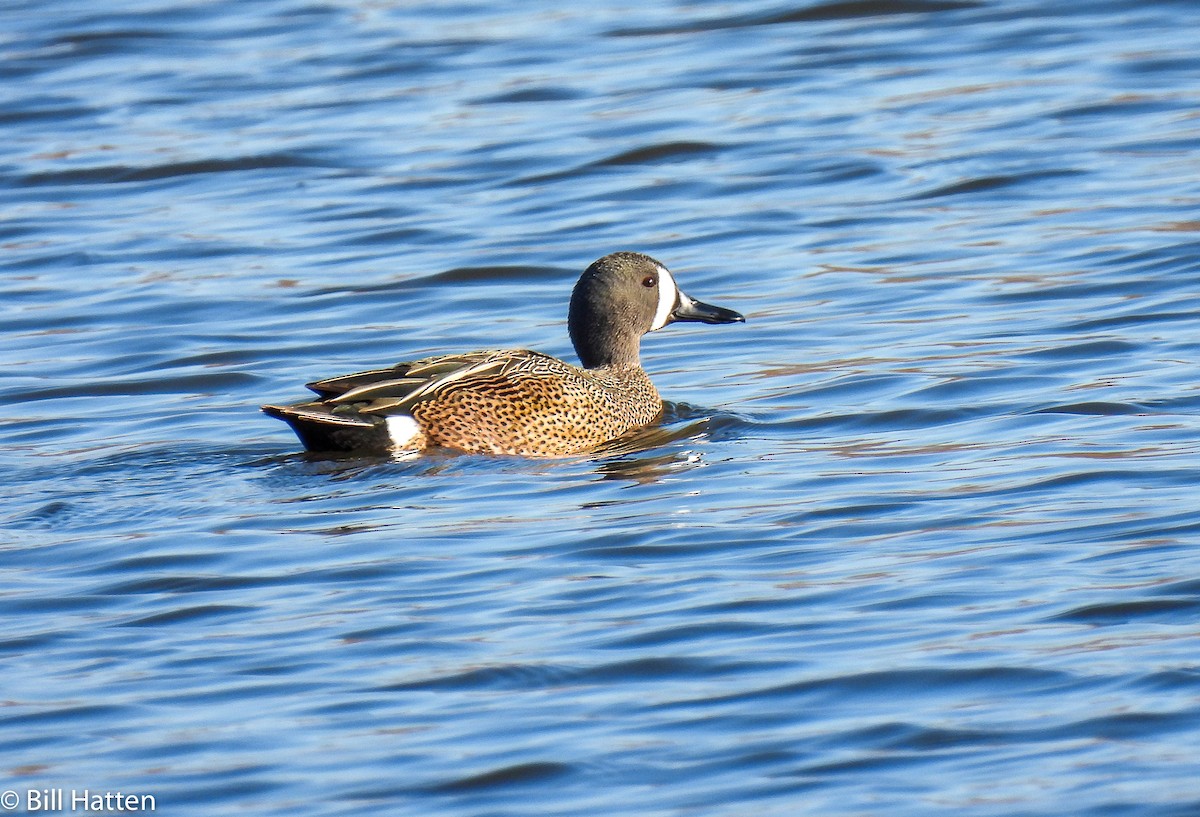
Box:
[642,275,656,288]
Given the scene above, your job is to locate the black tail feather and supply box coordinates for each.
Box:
[261,403,388,452]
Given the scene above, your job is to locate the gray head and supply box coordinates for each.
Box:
[568,251,744,369]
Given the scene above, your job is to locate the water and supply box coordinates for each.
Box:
[3,1,1200,814]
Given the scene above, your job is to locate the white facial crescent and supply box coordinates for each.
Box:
[650,263,679,331]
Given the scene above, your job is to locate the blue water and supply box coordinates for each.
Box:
[4,1,1200,814]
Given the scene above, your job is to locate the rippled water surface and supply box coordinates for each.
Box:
[4,1,1200,814]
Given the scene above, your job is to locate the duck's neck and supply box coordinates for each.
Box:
[573,329,641,370]
[569,308,643,369]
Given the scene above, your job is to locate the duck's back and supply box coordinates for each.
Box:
[407,350,661,456]
[275,349,663,457]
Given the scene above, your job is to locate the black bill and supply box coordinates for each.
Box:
[671,293,745,325]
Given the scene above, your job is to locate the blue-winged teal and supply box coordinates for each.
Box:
[262,251,744,456]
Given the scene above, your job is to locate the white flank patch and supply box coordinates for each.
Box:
[649,263,679,331]
[385,414,422,448]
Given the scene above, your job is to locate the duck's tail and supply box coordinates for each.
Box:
[261,403,385,452]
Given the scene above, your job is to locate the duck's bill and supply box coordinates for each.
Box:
[671,293,745,325]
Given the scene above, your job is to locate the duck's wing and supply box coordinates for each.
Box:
[264,350,568,452]
[307,347,508,395]
[328,350,555,415]
[303,352,494,397]
[306,367,405,398]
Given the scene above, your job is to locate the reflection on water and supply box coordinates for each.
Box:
[589,401,742,482]
[3,0,1200,815]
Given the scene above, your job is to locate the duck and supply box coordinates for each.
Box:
[261,251,744,457]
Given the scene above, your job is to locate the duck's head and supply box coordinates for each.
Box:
[568,251,744,369]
